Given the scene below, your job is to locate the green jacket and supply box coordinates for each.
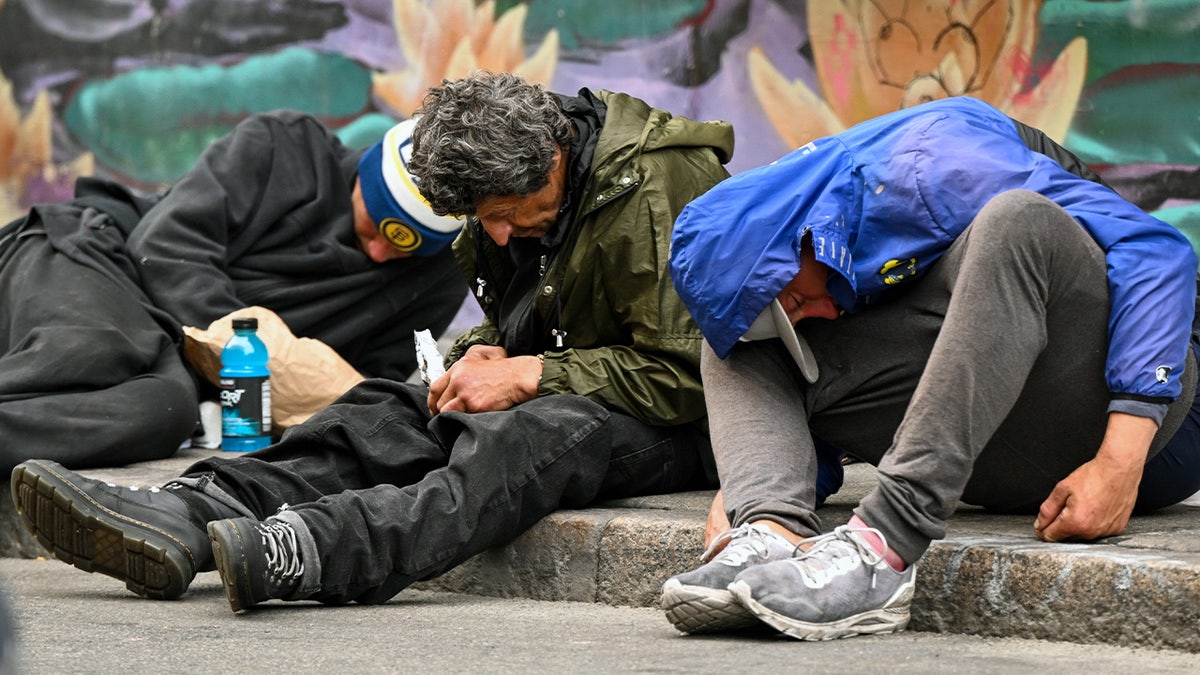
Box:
[448,90,734,428]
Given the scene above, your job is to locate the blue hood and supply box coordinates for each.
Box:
[670,137,858,359]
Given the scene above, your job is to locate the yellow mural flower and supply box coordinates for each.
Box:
[372,0,559,118]
[749,0,1087,147]
[1,71,93,224]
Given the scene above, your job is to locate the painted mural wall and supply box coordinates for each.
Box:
[2,0,1198,250]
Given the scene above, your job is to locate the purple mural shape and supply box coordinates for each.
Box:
[0,0,1196,240]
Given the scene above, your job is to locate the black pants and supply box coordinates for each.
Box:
[0,221,197,473]
[184,379,714,604]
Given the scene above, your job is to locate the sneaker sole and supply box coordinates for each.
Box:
[208,519,256,613]
[660,578,758,633]
[10,462,194,600]
[728,578,913,641]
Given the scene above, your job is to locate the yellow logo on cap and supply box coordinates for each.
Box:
[380,218,422,252]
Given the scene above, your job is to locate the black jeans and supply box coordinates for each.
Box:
[184,379,713,604]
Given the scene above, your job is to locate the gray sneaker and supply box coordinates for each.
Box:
[660,523,797,633]
[728,525,915,641]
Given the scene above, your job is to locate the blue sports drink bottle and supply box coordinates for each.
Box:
[219,317,272,452]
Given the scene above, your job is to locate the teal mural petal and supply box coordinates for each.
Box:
[1038,0,1200,84]
[1155,204,1200,269]
[503,0,711,50]
[335,112,399,150]
[1064,69,1200,165]
[64,47,372,183]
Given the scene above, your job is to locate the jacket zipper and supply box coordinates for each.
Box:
[540,178,640,349]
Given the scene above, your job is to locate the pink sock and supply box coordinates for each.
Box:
[848,515,907,571]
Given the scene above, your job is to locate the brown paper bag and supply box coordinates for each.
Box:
[182,307,365,429]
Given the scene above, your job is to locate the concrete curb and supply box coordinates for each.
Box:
[4,452,1199,652]
[418,496,1200,654]
[914,535,1200,652]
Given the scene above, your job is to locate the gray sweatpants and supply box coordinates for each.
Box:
[704,190,1196,564]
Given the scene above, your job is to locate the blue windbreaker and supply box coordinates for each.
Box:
[670,96,1197,405]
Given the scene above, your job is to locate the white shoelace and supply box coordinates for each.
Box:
[702,523,794,567]
[260,520,304,583]
[789,525,888,589]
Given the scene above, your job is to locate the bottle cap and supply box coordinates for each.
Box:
[231,317,259,330]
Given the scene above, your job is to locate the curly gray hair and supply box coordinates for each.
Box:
[408,72,574,216]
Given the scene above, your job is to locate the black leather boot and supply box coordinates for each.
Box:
[208,517,306,612]
[11,459,215,600]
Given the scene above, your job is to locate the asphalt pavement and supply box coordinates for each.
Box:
[5,452,1200,657]
[1,557,1197,674]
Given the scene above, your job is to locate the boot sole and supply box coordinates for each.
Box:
[10,462,195,600]
[208,519,256,613]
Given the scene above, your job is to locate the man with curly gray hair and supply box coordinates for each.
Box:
[13,71,739,614]
[408,72,574,219]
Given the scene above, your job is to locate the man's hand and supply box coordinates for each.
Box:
[459,344,509,362]
[427,349,542,415]
[1034,412,1156,542]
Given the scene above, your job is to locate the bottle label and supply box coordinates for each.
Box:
[220,376,272,437]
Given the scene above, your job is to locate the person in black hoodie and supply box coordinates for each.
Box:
[0,111,468,472]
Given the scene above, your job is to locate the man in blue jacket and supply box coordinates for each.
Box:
[662,96,1200,640]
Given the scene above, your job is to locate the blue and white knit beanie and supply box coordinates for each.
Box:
[357,118,464,256]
